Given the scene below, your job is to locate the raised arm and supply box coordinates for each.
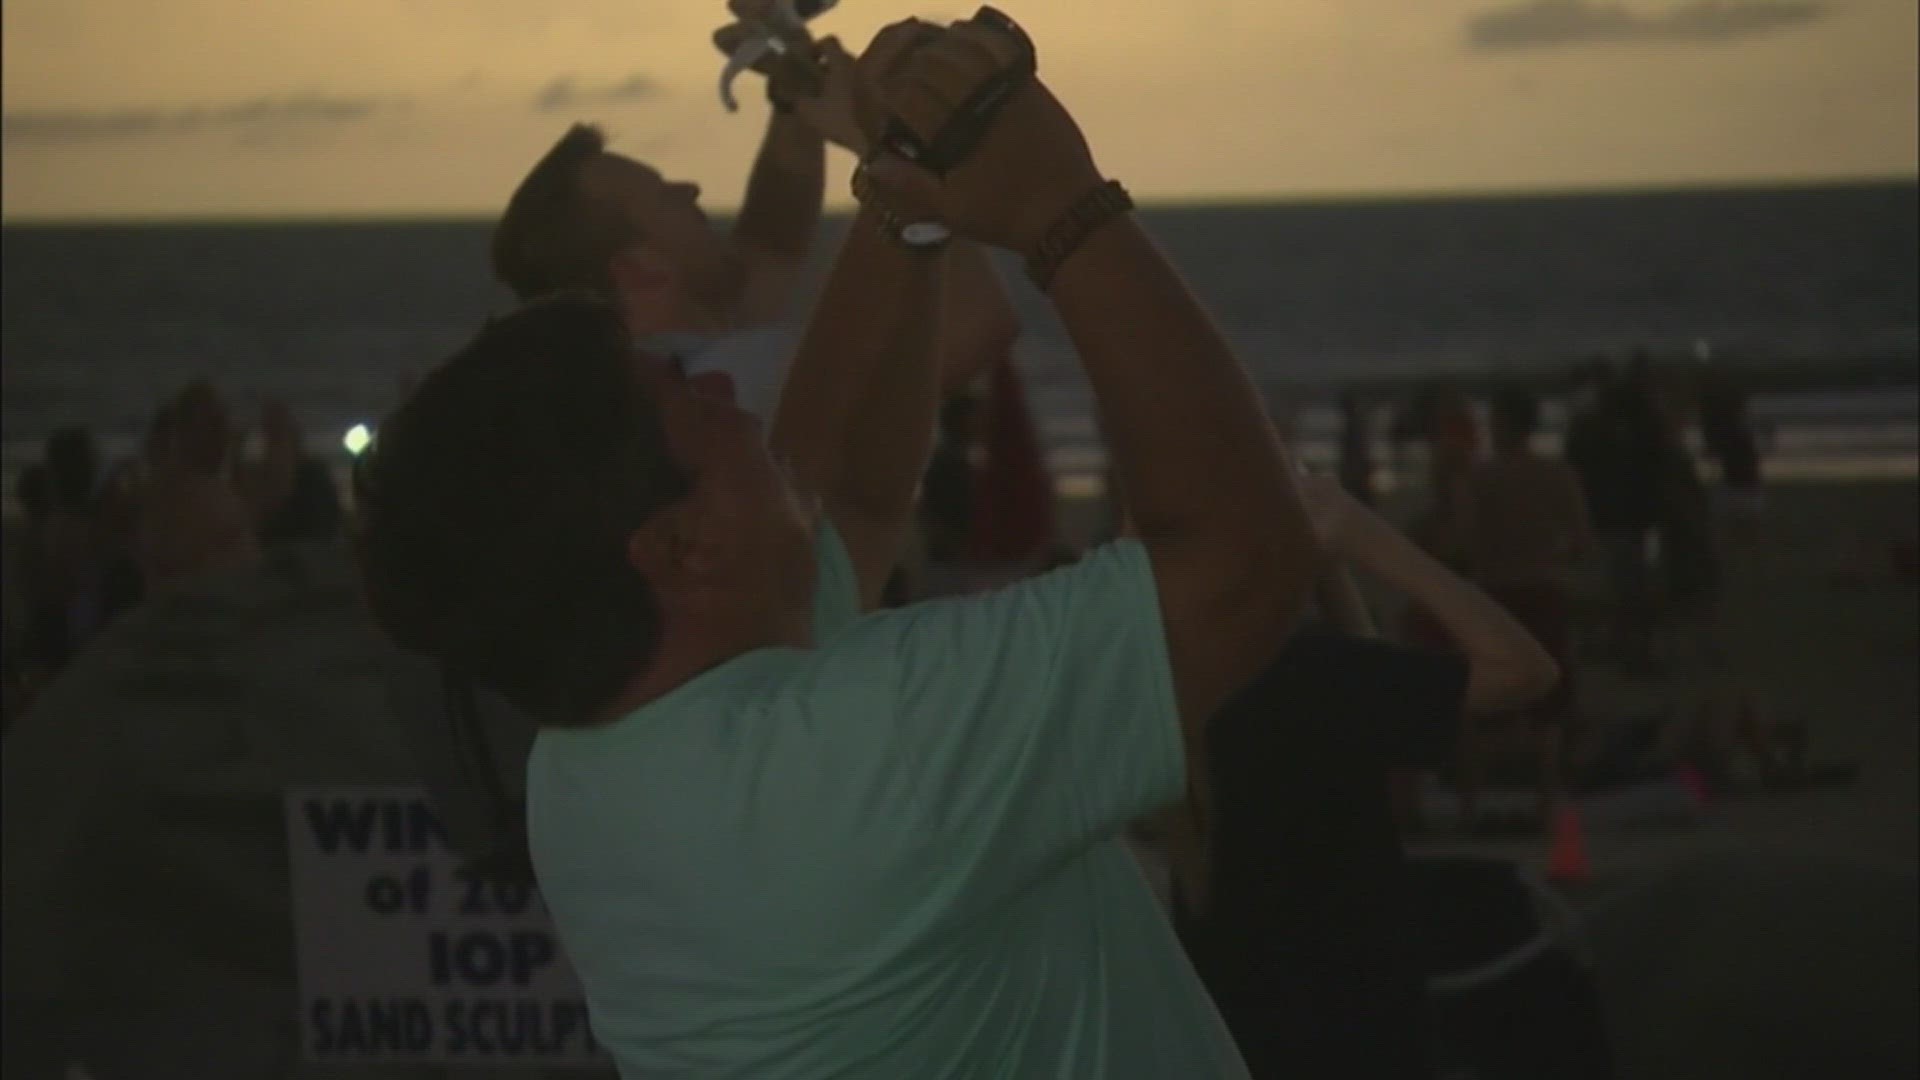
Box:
[1023,169,1320,735]
[1314,564,1380,637]
[758,25,1022,607]
[727,111,826,327]
[855,14,1323,735]
[714,4,842,326]
[767,201,947,609]
[1304,474,1559,713]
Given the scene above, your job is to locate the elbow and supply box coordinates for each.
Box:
[1238,529,1331,631]
[1518,646,1562,706]
[1468,639,1562,715]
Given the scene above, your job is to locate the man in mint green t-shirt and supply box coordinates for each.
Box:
[355,12,1325,1077]
[526,515,1236,1077]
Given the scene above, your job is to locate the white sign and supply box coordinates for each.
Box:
[285,784,613,1067]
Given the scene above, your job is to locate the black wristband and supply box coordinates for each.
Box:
[768,78,796,115]
[766,40,826,116]
[1027,179,1134,291]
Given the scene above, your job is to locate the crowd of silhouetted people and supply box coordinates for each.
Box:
[1343,351,1808,834]
[2,382,346,730]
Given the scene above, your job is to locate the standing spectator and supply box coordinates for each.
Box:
[1461,385,1593,825]
[1564,365,1665,672]
[1403,386,1481,654]
[251,403,345,544]
[1644,365,1719,620]
[4,466,59,730]
[1416,386,1481,568]
[136,385,259,592]
[1339,391,1377,507]
[39,429,103,654]
[1698,364,1765,537]
[236,400,305,539]
[89,460,147,631]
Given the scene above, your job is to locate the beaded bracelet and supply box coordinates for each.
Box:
[1027,179,1134,291]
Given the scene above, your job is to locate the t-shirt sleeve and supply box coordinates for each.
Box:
[810,519,862,638]
[681,329,797,425]
[1215,630,1469,770]
[792,539,1184,910]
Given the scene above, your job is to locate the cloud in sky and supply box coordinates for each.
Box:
[1468,0,1829,51]
[2,95,390,147]
[532,74,663,114]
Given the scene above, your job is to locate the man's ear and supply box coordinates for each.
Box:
[625,500,722,602]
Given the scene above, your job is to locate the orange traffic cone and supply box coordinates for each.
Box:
[1546,802,1591,886]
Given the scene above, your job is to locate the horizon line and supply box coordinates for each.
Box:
[4,172,1914,227]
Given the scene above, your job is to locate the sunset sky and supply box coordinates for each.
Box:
[3,0,1914,221]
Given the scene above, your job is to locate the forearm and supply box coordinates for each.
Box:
[770,210,945,606]
[1341,517,1556,711]
[770,207,903,486]
[1315,565,1378,638]
[835,249,947,519]
[938,243,1019,399]
[731,113,826,270]
[1050,217,1317,582]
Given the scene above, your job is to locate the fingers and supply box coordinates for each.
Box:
[728,0,779,21]
[853,19,934,141]
[816,35,854,64]
[851,153,943,221]
[943,18,1031,75]
[858,18,941,85]
[857,17,1019,142]
[714,23,782,76]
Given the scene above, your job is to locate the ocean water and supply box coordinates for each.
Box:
[4,181,1915,494]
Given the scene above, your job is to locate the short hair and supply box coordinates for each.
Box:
[353,298,692,726]
[491,124,633,301]
[1491,385,1541,450]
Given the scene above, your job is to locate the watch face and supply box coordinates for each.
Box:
[900,221,952,248]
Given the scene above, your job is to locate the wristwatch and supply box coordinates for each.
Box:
[895,220,953,250]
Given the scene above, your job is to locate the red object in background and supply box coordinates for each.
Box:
[1546,803,1592,885]
[964,356,1057,566]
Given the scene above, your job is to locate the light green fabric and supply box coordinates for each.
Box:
[528,525,1246,1078]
